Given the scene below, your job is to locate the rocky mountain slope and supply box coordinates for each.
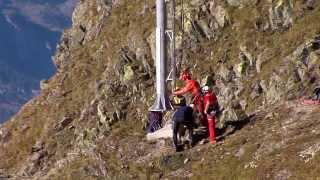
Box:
[0,0,320,179]
[0,0,76,122]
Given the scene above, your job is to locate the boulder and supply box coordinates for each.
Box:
[286,69,301,91]
[240,45,255,67]
[274,169,292,180]
[0,127,11,144]
[305,0,316,10]
[269,0,293,30]
[146,122,172,141]
[122,65,135,83]
[264,72,286,105]
[216,82,234,107]
[32,141,44,153]
[0,169,11,178]
[55,117,73,131]
[147,31,156,62]
[196,19,213,39]
[250,81,263,99]
[217,65,237,82]
[256,49,273,73]
[226,0,241,7]
[71,26,86,46]
[219,106,248,128]
[40,79,49,90]
[211,5,229,28]
[235,60,249,77]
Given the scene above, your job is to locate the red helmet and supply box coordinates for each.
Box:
[180,70,191,81]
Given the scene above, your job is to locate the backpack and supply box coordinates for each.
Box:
[210,101,221,117]
[205,92,221,117]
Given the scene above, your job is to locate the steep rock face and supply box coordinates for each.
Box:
[0,0,320,179]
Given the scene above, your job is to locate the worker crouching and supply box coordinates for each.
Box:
[172,95,195,152]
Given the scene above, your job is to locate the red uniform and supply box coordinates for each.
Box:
[174,69,207,125]
[173,79,205,125]
[203,91,218,143]
[174,79,201,97]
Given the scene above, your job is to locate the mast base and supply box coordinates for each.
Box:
[149,94,173,112]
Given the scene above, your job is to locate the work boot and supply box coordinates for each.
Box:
[175,145,183,152]
[210,140,216,145]
[199,139,209,145]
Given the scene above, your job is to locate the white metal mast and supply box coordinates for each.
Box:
[149,0,173,111]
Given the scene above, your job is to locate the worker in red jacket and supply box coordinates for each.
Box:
[202,85,218,144]
[173,69,205,126]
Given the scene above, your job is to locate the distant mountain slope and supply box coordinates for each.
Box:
[0,0,76,122]
[0,62,38,123]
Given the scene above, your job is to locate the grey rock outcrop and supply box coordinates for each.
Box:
[269,0,293,30]
[226,0,241,7]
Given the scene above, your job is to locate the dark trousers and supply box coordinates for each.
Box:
[193,94,206,126]
[314,88,320,100]
[172,118,194,150]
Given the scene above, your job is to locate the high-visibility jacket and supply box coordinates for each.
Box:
[203,91,218,143]
[203,91,218,114]
[173,79,201,97]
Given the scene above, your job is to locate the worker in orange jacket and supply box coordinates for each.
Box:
[173,69,206,126]
[202,85,218,144]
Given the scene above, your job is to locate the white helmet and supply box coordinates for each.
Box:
[202,85,210,93]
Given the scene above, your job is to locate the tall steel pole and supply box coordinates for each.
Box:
[150,0,172,111]
[171,0,176,92]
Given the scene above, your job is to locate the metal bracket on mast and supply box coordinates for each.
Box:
[165,30,174,41]
[166,68,174,82]
[165,29,175,82]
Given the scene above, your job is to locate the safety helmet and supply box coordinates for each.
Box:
[179,69,191,81]
[173,95,186,106]
[202,85,210,93]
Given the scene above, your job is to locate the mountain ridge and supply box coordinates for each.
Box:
[0,0,320,179]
